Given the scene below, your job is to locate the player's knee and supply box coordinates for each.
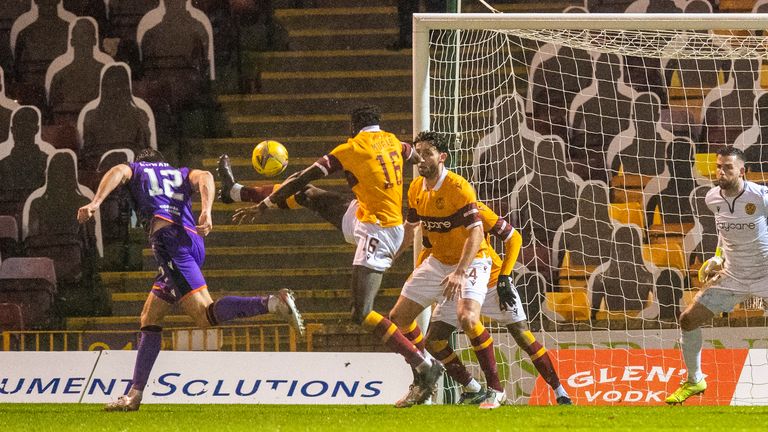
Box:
[388,308,409,328]
[506,322,528,345]
[679,311,700,332]
[458,311,481,332]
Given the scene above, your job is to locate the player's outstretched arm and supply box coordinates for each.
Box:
[190,169,215,236]
[77,164,132,224]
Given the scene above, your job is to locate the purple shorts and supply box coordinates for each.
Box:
[149,224,207,304]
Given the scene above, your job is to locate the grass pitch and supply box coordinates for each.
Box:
[2,404,767,431]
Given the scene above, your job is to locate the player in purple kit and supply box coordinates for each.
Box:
[77,148,305,411]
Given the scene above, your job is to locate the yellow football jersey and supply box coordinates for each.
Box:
[315,130,412,227]
[417,201,515,285]
[407,168,491,265]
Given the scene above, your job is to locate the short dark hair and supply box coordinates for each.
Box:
[351,105,381,132]
[414,131,451,154]
[716,145,745,162]
[135,148,166,163]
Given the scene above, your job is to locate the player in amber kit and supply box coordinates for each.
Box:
[77,148,304,412]
[418,201,571,405]
[386,131,504,409]
[231,106,445,393]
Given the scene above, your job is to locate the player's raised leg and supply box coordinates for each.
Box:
[665,301,714,405]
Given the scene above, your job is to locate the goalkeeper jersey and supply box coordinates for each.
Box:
[313,127,413,228]
[706,180,768,281]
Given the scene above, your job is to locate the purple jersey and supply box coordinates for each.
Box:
[128,162,197,233]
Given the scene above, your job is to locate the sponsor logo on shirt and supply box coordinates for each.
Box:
[422,220,452,231]
[717,222,756,231]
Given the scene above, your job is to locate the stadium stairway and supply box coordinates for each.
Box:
[67,0,586,346]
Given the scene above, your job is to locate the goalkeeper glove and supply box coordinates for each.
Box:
[698,247,724,284]
[497,275,517,311]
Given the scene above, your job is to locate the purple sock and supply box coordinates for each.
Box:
[211,296,269,324]
[131,327,162,391]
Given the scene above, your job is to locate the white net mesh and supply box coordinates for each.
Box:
[425,18,768,405]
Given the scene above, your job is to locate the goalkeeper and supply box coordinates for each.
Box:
[667,146,768,405]
[418,201,572,405]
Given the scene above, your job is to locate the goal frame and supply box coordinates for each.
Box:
[412,12,768,138]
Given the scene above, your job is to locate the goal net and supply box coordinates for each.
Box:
[414,12,768,406]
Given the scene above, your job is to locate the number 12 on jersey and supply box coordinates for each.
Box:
[376,151,402,189]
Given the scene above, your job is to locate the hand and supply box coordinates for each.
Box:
[232,204,264,225]
[441,269,466,301]
[698,255,723,284]
[496,275,517,311]
[77,203,99,224]
[197,211,213,236]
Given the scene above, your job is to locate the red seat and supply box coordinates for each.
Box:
[0,302,24,331]
[42,124,80,151]
[0,257,57,327]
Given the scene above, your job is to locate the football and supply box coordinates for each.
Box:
[251,140,288,177]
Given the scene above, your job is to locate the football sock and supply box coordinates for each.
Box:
[465,379,482,393]
[207,296,269,325]
[519,330,563,391]
[467,322,503,392]
[230,184,243,202]
[400,320,426,352]
[240,185,273,203]
[682,327,704,383]
[131,326,162,391]
[554,385,568,398]
[362,311,426,370]
[429,339,473,387]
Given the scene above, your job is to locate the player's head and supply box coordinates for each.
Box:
[414,131,451,179]
[715,146,745,191]
[350,105,381,133]
[135,148,166,163]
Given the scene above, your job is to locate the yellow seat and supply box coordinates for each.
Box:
[545,291,590,321]
[609,202,644,228]
[594,291,653,321]
[694,153,717,178]
[643,241,686,270]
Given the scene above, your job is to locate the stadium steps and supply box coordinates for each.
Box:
[274,7,398,31]
[227,111,413,138]
[99,267,412,293]
[241,50,411,73]
[195,223,341,247]
[66,312,352,331]
[217,91,411,116]
[196,135,349,158]
[111,287,402,316]
[286,28,399,51]
[273,0,397,7]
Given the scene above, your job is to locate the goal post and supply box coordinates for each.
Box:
[413,12,768,405]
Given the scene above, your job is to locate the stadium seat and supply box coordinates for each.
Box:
[0,256,57,327]
[642,241,686,270]
[655,268,684,321]
[41,124,79,151]
[734,93,768,172]
[694,152,717,178]
[608,201,644,228]
[0,301,24,331]
[45,17,113,127]
[77,63,156,171]
[508,136,582,245]
[545,291,590,321]
[642,137,696,232]
[107,0,157,41]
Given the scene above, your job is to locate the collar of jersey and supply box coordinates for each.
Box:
[423,166,448,192]
[359,125,381,132]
